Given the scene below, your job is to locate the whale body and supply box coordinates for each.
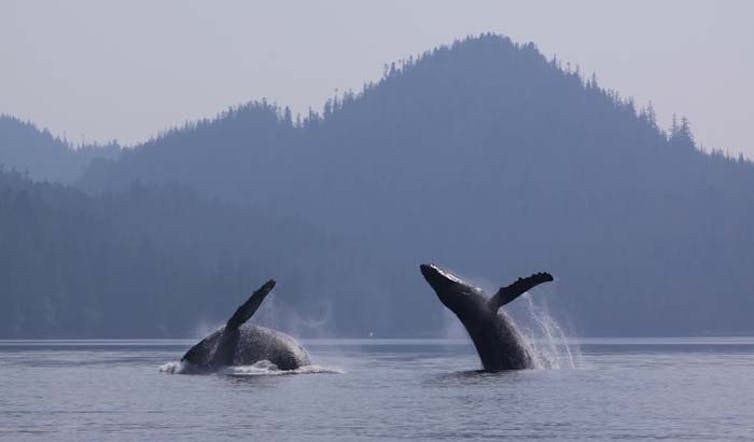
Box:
[420,263,553,371]
[180,280,311,372]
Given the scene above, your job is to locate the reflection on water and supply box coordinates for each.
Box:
[1,338,754,440]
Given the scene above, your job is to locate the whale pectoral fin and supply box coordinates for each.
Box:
[225,279,276,331]
[488,272,554,310]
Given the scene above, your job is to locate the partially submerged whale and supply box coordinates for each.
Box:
[420,263,553,371]
[180,280,311,373]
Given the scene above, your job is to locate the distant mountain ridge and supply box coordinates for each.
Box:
[75,34,754,335]
[2,34,753,336]
[0,115,119,183]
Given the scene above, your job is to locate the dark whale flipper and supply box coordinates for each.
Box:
[226,279,276,331]
[488,272,553,310]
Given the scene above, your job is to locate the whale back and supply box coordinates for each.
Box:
[180,279,310,371]
[182,325,310,370]
[234,326,311,369]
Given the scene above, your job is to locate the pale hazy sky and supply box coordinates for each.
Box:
[1,1,752,157]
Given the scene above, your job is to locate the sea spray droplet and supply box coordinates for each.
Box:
[513,294,581,369]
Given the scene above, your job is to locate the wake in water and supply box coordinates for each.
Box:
[510,293,581,369]
[159,360,343,376]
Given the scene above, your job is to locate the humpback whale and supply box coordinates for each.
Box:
[179,280,311,372]
[420,263,553,371]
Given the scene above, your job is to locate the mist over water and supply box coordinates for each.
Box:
[186,293,336,347]
[253,296,336,339]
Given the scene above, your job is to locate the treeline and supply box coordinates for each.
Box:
[0,115,119,184]
[0,169,421,337]
[2,34,754,336]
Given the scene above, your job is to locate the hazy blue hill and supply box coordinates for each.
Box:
[290,36,754,335]
[61,34,754,335]
[0,115,119,184]
[0,169,410,338]
[79,103,296,203]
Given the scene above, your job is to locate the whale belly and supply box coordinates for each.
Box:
[467,312,533,371]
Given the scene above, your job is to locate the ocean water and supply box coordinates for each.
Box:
[1,337,753,441]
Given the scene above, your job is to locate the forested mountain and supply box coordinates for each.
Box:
[0,168,417,337]
[76,34,754,336]
[0,115,119,183]
[3,34,753,337]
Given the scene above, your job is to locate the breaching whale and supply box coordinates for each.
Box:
[179,280,311,372]
[420,263,553,371]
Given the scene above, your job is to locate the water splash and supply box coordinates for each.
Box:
[158,359,343,375]
[224,361,344,376]
[159,360,186,374]
[510,293,581,369]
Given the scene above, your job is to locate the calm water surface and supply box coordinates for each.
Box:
[1,338,753,441]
